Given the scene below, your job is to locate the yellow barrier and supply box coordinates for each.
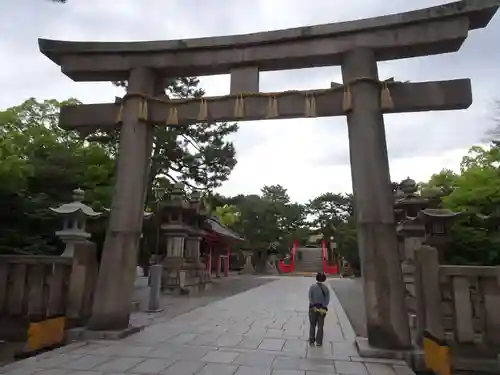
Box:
[423,331,451,375]
[26,317,66,353]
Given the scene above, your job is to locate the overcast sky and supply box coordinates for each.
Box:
[1,0,499,203]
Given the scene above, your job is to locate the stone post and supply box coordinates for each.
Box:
[89,68,159,331]
[66,241,98,324]
[341,48,410,349]
[147,264,162,312]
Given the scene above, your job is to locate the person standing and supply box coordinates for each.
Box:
[308,272,330,346]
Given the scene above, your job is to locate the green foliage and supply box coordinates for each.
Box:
[420,169,459,197]
[418,144,500,266]
[213,185,308,254]
[0,87,237,257]
[443,146,500,214]
[0,98,115,255]
[306,192,355,264]
[214,204,241,227]
[334,218,359,268]
[446,217,500,265]
[307,192,352,234]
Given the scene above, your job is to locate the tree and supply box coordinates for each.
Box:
[443,145,500,214]
[307,193,353,262]
[335,218,360,273]
[213,186,308,255]
[0,98,115,255]
[89,78,238,208]
[307,193,352,231]
[420,169,459,196]
[418,143,500,266]
[214,204,241,228]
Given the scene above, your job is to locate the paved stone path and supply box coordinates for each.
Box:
[130,275,277,327]
[0,277,414,375]
[329,278,366,338]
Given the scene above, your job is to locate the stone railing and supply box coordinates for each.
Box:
[0,242,98,341]
[414,246,500,372]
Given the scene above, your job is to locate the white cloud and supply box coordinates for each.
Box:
[1,0,499,203]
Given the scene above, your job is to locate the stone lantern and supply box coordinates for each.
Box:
[393,178,430,331]
[160,183,189,263]
[395,177,433,218]
[50,188,102,257]
[159,183,211,293]
[394,178,430,265]
[184,190,206,268]
[420,208,462,263]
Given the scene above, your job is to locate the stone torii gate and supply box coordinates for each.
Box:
[38,0,499,349]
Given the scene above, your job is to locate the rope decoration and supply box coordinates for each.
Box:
[304,93,317,117]
[138,99,148,121]
[233,95,245,118]
[342,85,353,113]
[114,77,395,125]
[166,106,178,125]
[116,104,124,123]
[266,96,279,118]
[197,99,208,121]
[380,81,394,110]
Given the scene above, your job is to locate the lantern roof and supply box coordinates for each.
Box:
[419,208,462,219]
[49,188,102,217]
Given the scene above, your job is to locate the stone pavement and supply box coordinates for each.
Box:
[329,278,366,338]
[129,274,277,327]
[0,277,415,375]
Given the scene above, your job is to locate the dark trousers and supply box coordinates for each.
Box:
[309,308,325,345]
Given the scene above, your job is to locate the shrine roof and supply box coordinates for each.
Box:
[203,216,245,242]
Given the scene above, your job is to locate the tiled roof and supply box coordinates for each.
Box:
[204,216,245,241]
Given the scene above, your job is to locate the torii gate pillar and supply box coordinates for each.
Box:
[88,67,157,330]
[342,48,410,349]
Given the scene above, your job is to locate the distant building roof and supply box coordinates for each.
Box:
[204,216,245,242]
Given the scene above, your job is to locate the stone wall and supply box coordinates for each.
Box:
[414,245,500,373]
[0,242,98,341]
